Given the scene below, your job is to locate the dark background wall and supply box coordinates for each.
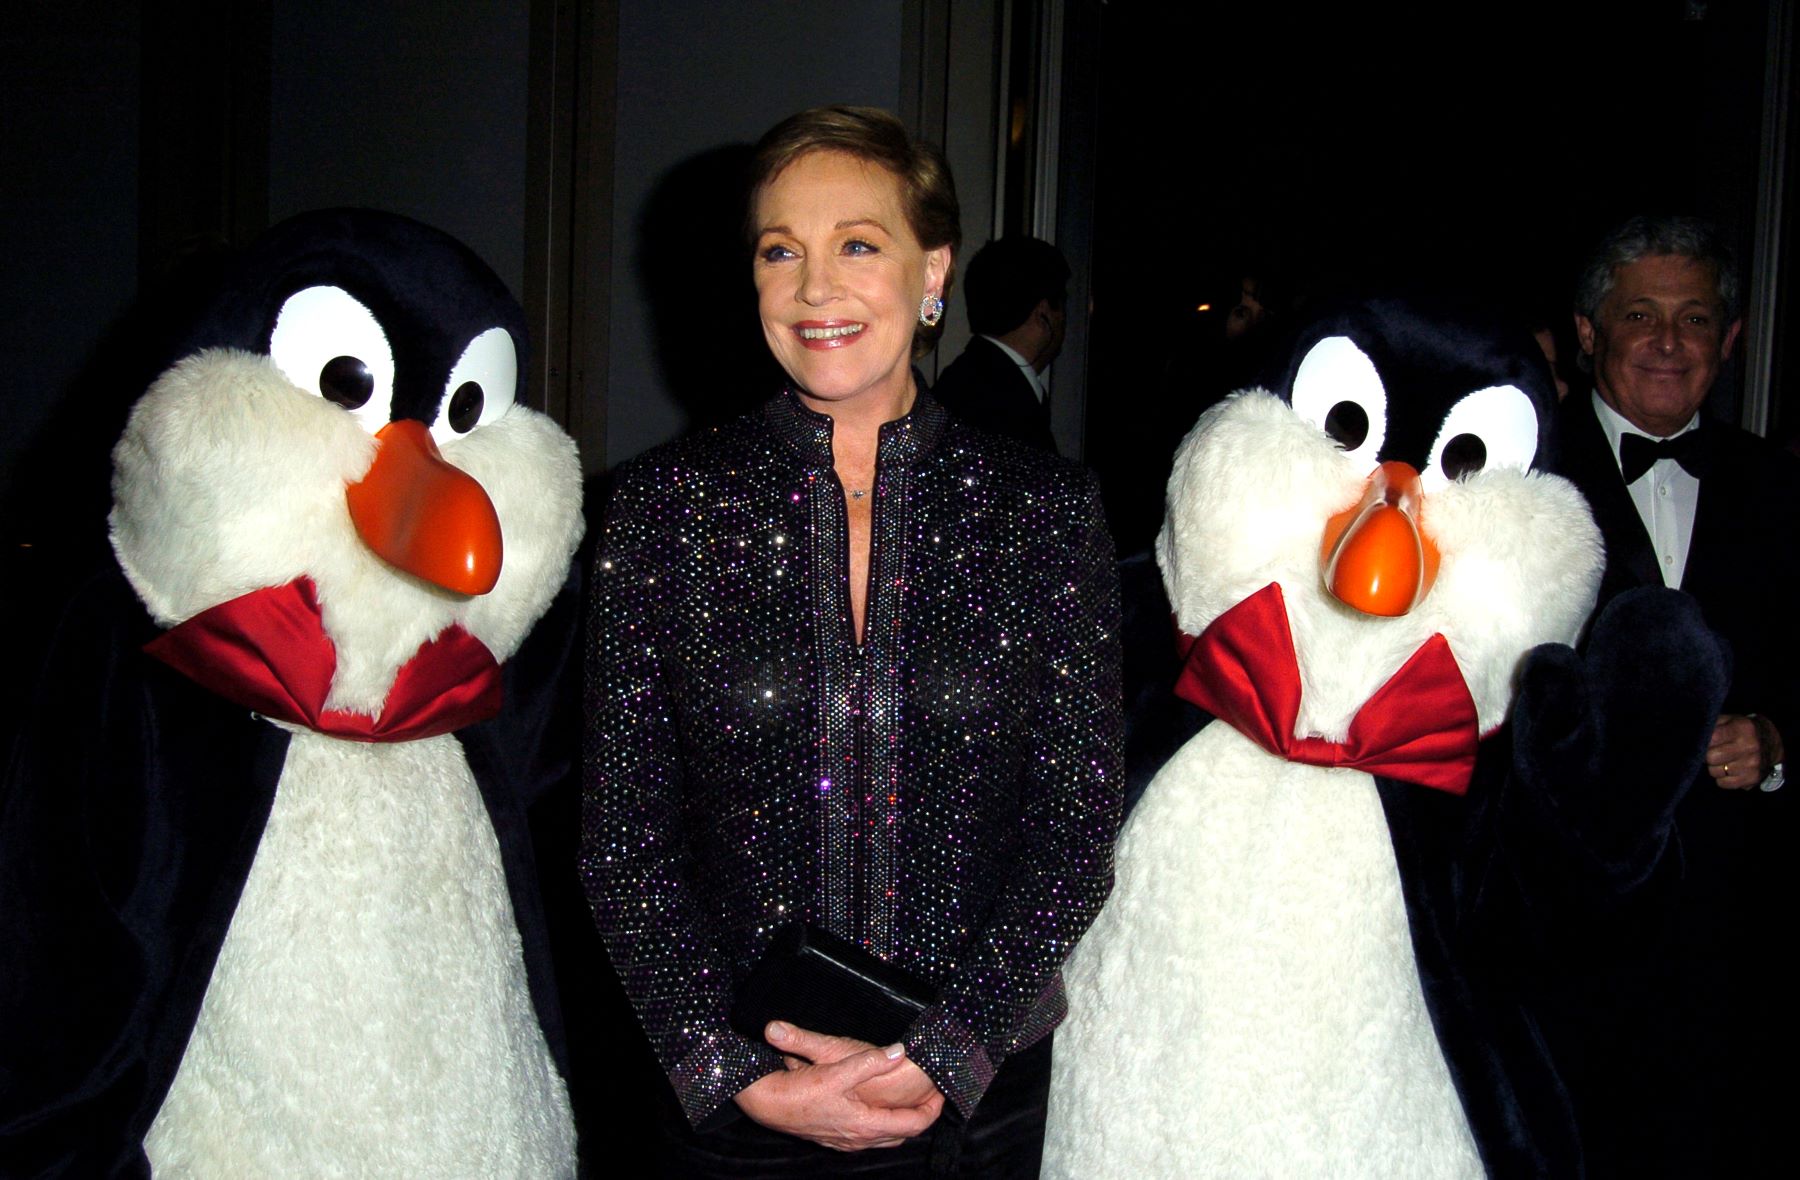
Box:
[2,3,142,509]
[0,1,931,548]
[0,1,925,553]
[1084,0,1795,551]
[607,1,904,466]
[267,1,531,295]
[1,1,537,571]
[2,0,1790,561]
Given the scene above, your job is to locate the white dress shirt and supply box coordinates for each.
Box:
[1591,391,1700,589]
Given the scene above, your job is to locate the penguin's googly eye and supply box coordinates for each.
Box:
[1423,384,1538,493]
[432,327,516,445]
[270,285,395,434]
[1322,401,1370,450]
[1289,335,1387,471]
[447,381,484,432]
[319,356,374,409]
[1440,434,1487,480]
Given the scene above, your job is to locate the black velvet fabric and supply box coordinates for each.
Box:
[1115,549,1209,818]
[1510,588,1730,906]
[171,208,530,428]
[1374,765,1580,1180]
[1264,295,1562,470]
[1,568,287,1178]
[1542,394,1799,1177]
[1373,588,1729,1180]
[0,565,583,1178]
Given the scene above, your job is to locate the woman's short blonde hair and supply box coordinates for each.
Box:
[749,105,962,357]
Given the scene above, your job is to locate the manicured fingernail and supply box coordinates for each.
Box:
[884,1042,905,1059]
[768,1021,791,1040]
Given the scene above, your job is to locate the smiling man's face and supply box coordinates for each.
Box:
[1576,253,1742,438]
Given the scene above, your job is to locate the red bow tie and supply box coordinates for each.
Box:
[144,577,502,742]
[1174,583,1479,795]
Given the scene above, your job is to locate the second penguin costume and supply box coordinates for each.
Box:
[1043,299,1726,1178]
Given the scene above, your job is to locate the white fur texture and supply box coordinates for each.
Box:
[1155,391,1600,735]
[112,346,585,1173]
[110,348,584,716]
[1047,726,1483,1179]
[1045,391,1603,1177]
[144,733,575,1177]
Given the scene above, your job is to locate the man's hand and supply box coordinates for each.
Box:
[733,1023,943,1151]
[1706,713,1783,789]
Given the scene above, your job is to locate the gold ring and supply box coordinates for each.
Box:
[1724,764,1731,775]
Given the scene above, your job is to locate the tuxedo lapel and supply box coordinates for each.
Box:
[933,337,1057,453]
[1557,397,1664,594]
[1678,420,1732,598]
[977,337,1048,423]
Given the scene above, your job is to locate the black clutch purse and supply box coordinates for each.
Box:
[730,922,937,1047]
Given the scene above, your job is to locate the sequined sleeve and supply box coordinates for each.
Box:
[904,474,1125,1117]
[579,462,785,1126]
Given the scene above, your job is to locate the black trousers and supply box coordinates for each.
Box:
[645,1035,1054,1178]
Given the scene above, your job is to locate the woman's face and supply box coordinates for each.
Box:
[752,151,949,411]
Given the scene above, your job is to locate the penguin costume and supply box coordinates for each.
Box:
[1043,299,1727,1178]
[1,210,584,1176]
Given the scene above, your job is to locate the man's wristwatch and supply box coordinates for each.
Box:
[1749,714,1785,791]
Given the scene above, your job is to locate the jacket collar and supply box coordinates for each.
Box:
[764,376,948,469]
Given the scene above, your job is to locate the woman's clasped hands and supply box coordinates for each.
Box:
[733,1021,946,1151]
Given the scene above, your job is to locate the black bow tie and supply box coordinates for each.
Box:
[1620,431,1706,484]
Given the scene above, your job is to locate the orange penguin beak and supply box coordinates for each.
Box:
[344,419,503,595]
[1320,460,1439,617]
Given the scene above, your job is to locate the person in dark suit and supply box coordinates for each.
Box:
[1549,214,1799,1177]
[930,236,1069,453]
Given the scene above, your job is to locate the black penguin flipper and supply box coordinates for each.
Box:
[1511,586,1729,911]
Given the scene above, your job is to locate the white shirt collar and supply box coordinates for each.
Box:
[981,335,1049,403]
[1589,391,1700,589]
[1590,389,1698,472]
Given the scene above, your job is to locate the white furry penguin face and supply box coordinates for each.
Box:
[1157,332,1601,738]
[1158,389,1366,638]
[111,348,377,629]
[111,282,583,718]
[435,395,583,664]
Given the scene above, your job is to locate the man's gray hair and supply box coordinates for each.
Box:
[1573,214,1740,322]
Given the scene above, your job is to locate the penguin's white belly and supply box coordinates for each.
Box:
[145,730,575,1178]
[1045,722,1481,1179]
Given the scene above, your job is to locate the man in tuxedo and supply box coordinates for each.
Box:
[1551,214,1798,1176]
[931,236,1069,453]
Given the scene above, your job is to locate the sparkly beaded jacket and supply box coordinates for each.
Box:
[581,390,1123,1126]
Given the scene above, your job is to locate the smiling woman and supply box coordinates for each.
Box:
[582,106,1124,1177]
[752,150,950,415]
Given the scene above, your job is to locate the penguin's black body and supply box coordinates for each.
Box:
[2,210,585,1176]
[1045,298,1726,1178]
